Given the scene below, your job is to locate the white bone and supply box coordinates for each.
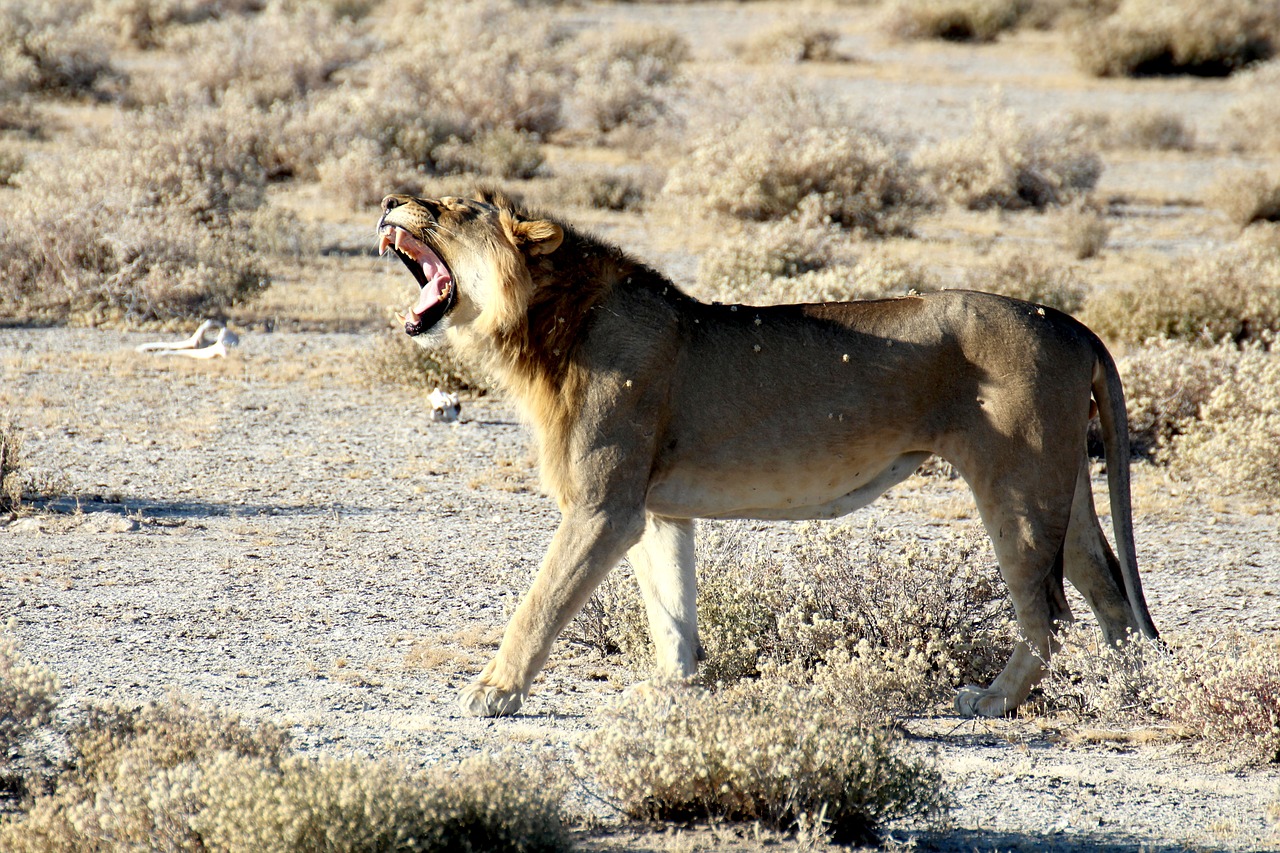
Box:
[136,320,215,353]
[429,387,460,422]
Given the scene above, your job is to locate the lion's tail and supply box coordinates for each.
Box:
[1092,342,1160,641]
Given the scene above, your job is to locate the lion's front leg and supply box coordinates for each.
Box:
[459,509,645,717]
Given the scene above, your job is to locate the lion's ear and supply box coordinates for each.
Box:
[512,218,564,256]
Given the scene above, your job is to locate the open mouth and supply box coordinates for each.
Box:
[378,224,455,337]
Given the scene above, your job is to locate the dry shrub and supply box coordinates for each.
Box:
[316,138,419,210]
[362,328,491,396]
[1166,634,1280,764]
[1073,107,1196,151]
[1043,628,1280,765]
[1167,345,1280,498]
[570,521,1013,717]
[578,680,947,844]
[664,95,931,237]
[883,0,1025,42]
[1073,0,1280,77]
[1038,623,1170,722]
[1081,246,1280,346]
[0,141,23,187]
[193,753,568,853]
[376,0,571,139]
[433,128,545,180]
[1058,200,1111,259]
[961,248,1088,314]
[1115,339,1238,456]
[0,419,24,513]
[915,100,1102,210]
[2,697,569,852]
[0,102,275,324]
[0,629,59,763]
[1222,87,1280,154]
[549,169,653,212]
[737,23,844,63]
[1019,0,1120,29]
[1205,169,1280,229]
[569,25,689,138]
[89,0,270,49]
[132,1,372,107]
[0,1,118,99]
[694,205,929,306]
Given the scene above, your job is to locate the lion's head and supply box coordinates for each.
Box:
[377,192,564,342]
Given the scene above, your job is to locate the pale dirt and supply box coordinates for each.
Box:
[4,1,1280,850]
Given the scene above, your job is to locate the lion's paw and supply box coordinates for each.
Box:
[955,685,1014,718]
[458,681,525,718]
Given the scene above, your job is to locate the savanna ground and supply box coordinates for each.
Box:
[2,0,1280,850]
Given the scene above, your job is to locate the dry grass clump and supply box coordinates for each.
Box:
[0,1,118,99]
[570,522,1013,717]
[737,23,844,63]
[0,103,274,324]
[361,329,491,395]
[1081,247,1280,346]
[1073,0,1280,77]
[1205,169,1280,229]
[883,0,1025,42]
[1167,345,1280,498]
[0,629,59,763]
[665,106,931,237]
[569,25,689,138]
[578,680,947,844]
[2,696,569,852]
[916,100,1102,210]
[961,248,1088,314]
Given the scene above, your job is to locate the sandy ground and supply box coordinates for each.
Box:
[2,323,1279,851]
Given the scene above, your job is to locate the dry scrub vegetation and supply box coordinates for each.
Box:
[0,652,569,853]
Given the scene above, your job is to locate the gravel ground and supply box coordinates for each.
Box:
[3,326,1279,851]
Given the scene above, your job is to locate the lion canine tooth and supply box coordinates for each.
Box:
[378,233,392,256]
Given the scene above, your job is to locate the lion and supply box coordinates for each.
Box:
[376,190,1159,719]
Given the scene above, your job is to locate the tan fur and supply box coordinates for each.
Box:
[377,192,1159,719]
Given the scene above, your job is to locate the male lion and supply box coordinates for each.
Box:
[376,191,1158,719]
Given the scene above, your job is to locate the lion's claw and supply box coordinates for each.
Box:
[458,681,525,717]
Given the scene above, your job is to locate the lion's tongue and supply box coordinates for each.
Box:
[408,250,452,322]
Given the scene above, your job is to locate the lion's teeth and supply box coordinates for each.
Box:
[378,233,392,256]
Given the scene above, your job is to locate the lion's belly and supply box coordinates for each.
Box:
[644,451,929,521]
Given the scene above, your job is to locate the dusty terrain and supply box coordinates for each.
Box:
[4,1,1280,850]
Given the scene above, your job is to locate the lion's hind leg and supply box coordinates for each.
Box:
[957,492,1074,718]
[1063,458,1143,646]
[627,514,700,679]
